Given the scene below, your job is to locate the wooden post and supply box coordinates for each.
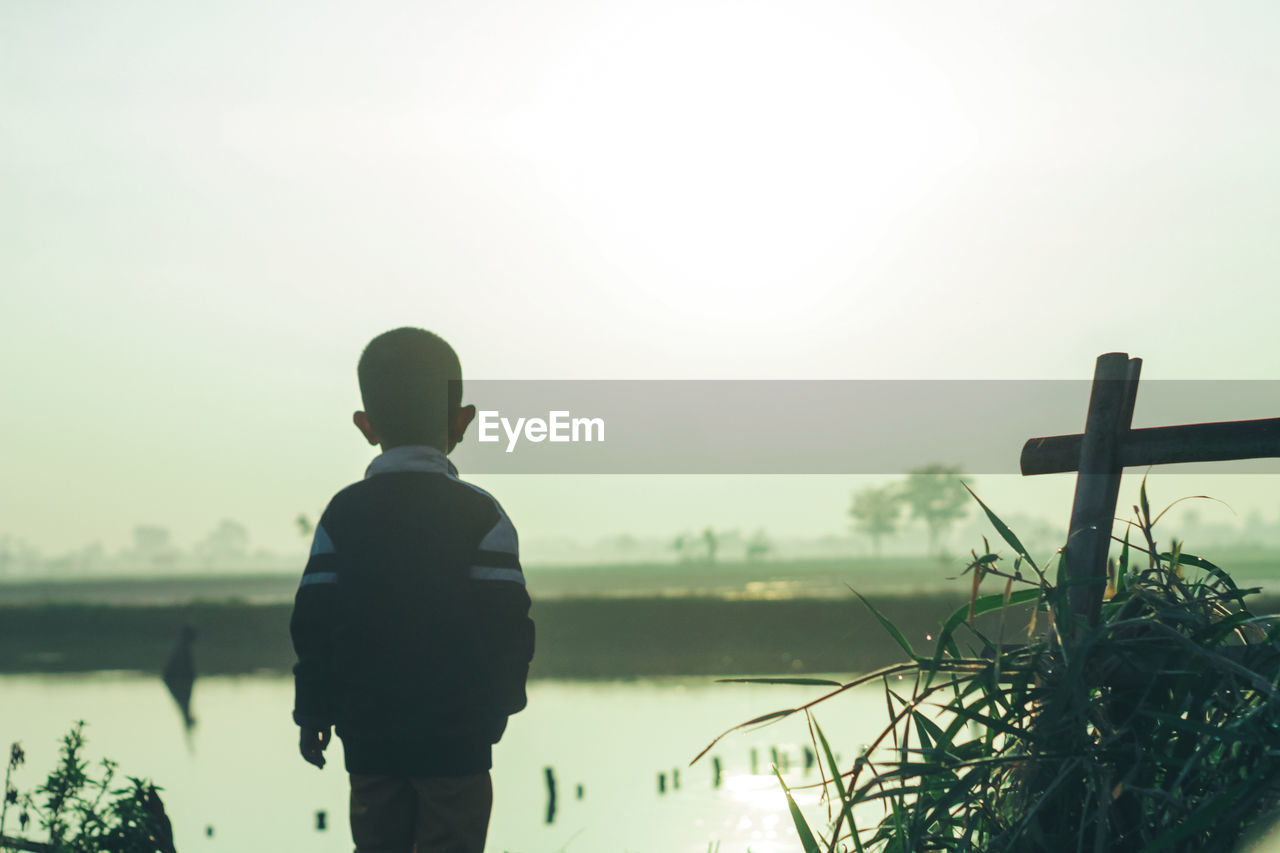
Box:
[1060,353,1141,627]
[1012,355,1280,850]
[1021,417,1280,475]
[543,766,557,824]
[1022,358,1280,625]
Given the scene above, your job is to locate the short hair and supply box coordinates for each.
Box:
[357,328,462,447]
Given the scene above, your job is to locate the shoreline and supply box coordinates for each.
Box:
[6,591,1279,680]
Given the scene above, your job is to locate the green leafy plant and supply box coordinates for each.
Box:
[700,484,1280,852]
[1,722,175,853]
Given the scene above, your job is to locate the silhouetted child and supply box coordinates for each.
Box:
[291,327,534,853]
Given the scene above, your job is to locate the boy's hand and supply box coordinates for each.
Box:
[299,725,331,769]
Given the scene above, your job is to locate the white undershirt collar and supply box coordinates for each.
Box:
[364,445,459,479]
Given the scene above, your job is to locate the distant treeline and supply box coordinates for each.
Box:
[6,549,1280,605]
[7,593,1279,679]
[0,555,976,605]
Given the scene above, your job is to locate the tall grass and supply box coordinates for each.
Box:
[700,483,1280,852]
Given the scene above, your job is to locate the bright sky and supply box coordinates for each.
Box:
[4,1,1280,558]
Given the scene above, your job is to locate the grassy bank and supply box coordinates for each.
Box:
[0,592,1053,679]
[8,585,1280,679]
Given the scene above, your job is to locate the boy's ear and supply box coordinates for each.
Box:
[353,411,380,446]
[448,404,477,452]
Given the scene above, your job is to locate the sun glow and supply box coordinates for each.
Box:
[496,2,975,322]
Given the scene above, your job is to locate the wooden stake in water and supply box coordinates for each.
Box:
[544,767,557,824]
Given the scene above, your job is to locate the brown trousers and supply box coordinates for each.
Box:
[348,772,492,853]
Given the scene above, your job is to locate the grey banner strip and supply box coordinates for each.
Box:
[445,381,1280,474]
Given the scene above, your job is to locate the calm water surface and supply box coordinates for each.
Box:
[0,674,891,853]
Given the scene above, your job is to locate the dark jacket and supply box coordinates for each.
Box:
[290,445,534,776]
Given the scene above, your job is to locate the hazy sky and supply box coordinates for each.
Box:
[4,1,1280,558]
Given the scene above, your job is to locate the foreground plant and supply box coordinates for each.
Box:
[700,484,1280,852]
[1,722,175,853]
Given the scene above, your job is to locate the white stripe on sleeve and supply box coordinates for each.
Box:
[468,566,525,585]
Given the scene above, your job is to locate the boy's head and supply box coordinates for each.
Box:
[353,327,476,451]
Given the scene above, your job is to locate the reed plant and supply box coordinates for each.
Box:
[700,483,1280,852]
[1,722,174,853]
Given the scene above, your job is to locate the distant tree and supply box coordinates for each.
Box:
[131,525,180,568]
[296,513,313,539]
[745,529,773,562]
[849,484,902,556]
[702,527,719,564]
[671,529,722,563]
[193,520,249,566]
[900,464,970,555]
[671,532,691,562]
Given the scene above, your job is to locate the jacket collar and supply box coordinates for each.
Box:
[364,445,458,479]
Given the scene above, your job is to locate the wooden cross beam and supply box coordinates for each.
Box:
[1020,352,1280,626]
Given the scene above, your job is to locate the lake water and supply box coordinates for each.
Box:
[0,673,890,853]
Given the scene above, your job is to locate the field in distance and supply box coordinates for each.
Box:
[4,548,1280,606]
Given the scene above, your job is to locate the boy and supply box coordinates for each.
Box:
[291,327,534,853]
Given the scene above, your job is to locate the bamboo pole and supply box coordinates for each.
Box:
[1022,417,1280,475]
[1060,353,1141,627]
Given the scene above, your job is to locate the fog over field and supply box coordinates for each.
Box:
[4,0,1280,565]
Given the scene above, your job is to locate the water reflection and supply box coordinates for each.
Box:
[0,673,886,853]
[161,624,197,734]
